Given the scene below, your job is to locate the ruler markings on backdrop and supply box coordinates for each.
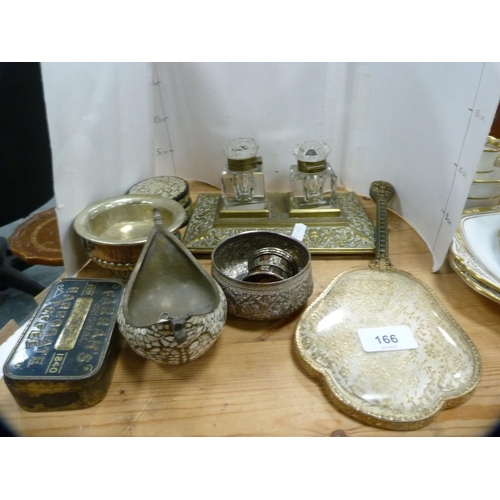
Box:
[153,63,176,174]
[435,64,485,246]
[431,63,499,270]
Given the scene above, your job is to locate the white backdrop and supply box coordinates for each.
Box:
[41,62,500,275]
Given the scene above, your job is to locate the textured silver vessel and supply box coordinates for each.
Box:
[118,218,226,364]
[211,231,313,321]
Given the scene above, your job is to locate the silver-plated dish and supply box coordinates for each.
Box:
[73,194,186,279]
[117,214,227,364]
[211,231,313,321]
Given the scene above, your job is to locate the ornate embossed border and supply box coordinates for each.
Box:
[293,266,482,431]
[182,192,375,254]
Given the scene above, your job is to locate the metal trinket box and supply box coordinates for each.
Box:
[3,278,124,411]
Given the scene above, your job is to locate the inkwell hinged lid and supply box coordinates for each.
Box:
[293,140,331,173]
[224,138,262,172]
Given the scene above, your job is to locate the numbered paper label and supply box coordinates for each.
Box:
[357,325,418,352]
[291,223,307,241]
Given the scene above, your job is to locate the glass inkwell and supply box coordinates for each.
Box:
[289,140,338,216]
[220,138,268,216]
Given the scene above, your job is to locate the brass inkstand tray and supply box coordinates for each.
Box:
[183,191,375,254]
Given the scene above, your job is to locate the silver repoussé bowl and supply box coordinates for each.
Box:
[211,231,313,321]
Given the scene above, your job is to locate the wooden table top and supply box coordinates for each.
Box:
[1,181,500,437]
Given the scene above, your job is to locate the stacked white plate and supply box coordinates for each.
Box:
[465,136,500,209]
[450,206,500,303]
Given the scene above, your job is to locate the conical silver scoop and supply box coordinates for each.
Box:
[117,208,227,364]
